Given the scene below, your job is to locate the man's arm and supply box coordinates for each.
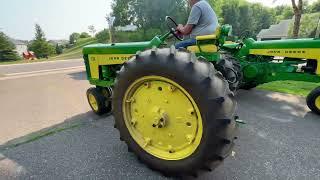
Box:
[176,24,193,35]
[176,5,201,36]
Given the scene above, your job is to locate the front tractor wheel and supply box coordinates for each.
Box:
[307,87,320,115]
[86,87,112,115]
[113,47,237,177]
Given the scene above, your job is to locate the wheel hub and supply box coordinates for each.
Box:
[316,96,320,109]
[123,76,203,160]
[88,94,98,111]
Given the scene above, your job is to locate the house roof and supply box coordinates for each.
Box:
[9,38,28,45]
[257,19,292,39]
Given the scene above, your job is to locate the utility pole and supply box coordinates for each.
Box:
[106,15,116,43]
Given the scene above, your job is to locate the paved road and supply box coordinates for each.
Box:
[0,59,83,75]
[0,60,87,144]
[0,60,320,180]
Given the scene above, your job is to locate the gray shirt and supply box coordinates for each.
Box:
[187,0,218,38]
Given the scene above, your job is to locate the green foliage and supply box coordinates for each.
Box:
[0,32,20,61]
[274,5,294,22]
[55,44,63,55]
[112,0,188,32]
[35,24,46,41]
[288,13,320,38]
[251,3,276,36]
[96,29,110,43]
[112,0,134,26]
[207,0,223,16]
[258,81,319,97]
[80,32,91,38]
[69,32,80,44]
[311,0,320,13]
[221,0,240,36]
[220,1,275,38]
[28,24,55,58]
[115,29,161,42]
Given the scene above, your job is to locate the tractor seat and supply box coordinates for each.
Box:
[195,27,221,41]
[187,44,218,53]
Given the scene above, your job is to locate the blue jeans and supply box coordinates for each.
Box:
[175,38,197,49]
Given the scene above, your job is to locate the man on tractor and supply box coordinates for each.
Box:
[175,0,219,49]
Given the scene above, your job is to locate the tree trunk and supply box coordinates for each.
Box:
[291,0,303,38]
[293,12,302,38]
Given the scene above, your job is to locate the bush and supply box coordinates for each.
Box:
[28,40,55,58]
[55,44,64,54]
[0,32,20,61]
[69,32,80,44]
[80,32,91,38]
[114,28,162,43]
[95,29,110,43]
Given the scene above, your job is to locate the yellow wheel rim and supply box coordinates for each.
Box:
[316,96,320,109]
[123,76,203,160]
[88,94,98,111]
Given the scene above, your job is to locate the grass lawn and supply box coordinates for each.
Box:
[257,80,319,97]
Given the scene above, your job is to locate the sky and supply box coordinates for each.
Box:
[0,0,316,40]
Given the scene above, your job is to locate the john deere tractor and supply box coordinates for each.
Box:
[83,17,320,177]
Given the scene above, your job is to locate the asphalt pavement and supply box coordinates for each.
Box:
[0,60,320,180]
[0,59,83,75]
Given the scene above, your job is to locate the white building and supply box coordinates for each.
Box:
[10,39,28,57]
[115,25,138,32]
[256,19,292,41]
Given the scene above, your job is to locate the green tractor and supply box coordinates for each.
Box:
[83,17,320,177]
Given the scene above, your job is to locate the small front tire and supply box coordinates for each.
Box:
[306,87,320,115]
[86,87,111,115]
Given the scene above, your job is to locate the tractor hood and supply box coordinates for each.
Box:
[245,38,320,49]
[83,36,163,55]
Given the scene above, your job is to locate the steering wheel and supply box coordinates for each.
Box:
[165,16,183,41]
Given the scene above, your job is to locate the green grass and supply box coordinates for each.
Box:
[0,37,97,65]
[257,80,320,97]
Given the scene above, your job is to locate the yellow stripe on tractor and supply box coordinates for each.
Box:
[88,54,134,79]
[249,48,320,74]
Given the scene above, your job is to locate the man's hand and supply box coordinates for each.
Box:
[176,24,193,36]
[176,24,184,32]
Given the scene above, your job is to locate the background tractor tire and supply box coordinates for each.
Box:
[240,82,258,90]
[86,87,111,115]
[216,53,242,92]
[112,47,238,177]
[306,87,320,115]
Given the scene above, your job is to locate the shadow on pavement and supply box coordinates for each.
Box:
[67,71,87,81]
[0,89,319,180]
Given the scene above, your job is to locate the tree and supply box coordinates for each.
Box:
[112,0,134,26]
[251,3,276,37]
[221,0,240,36]
[80,32,91,38]
[28,24,55,58]
[35,24,46,41]
[88,25,96,37]
[291,0,303,38]
[310,0,320,13]
[55,44,63,55]
[111,0,188,34]
[95,29,110,43]
[274,0,303,38]
[69,32,80,44]
[207,0,224,17]
[238,3,254,37]
[0,32,20,61]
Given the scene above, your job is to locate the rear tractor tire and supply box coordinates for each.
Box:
[306,87,320,115]
[112,47,238,177]
[86,87,112,115]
